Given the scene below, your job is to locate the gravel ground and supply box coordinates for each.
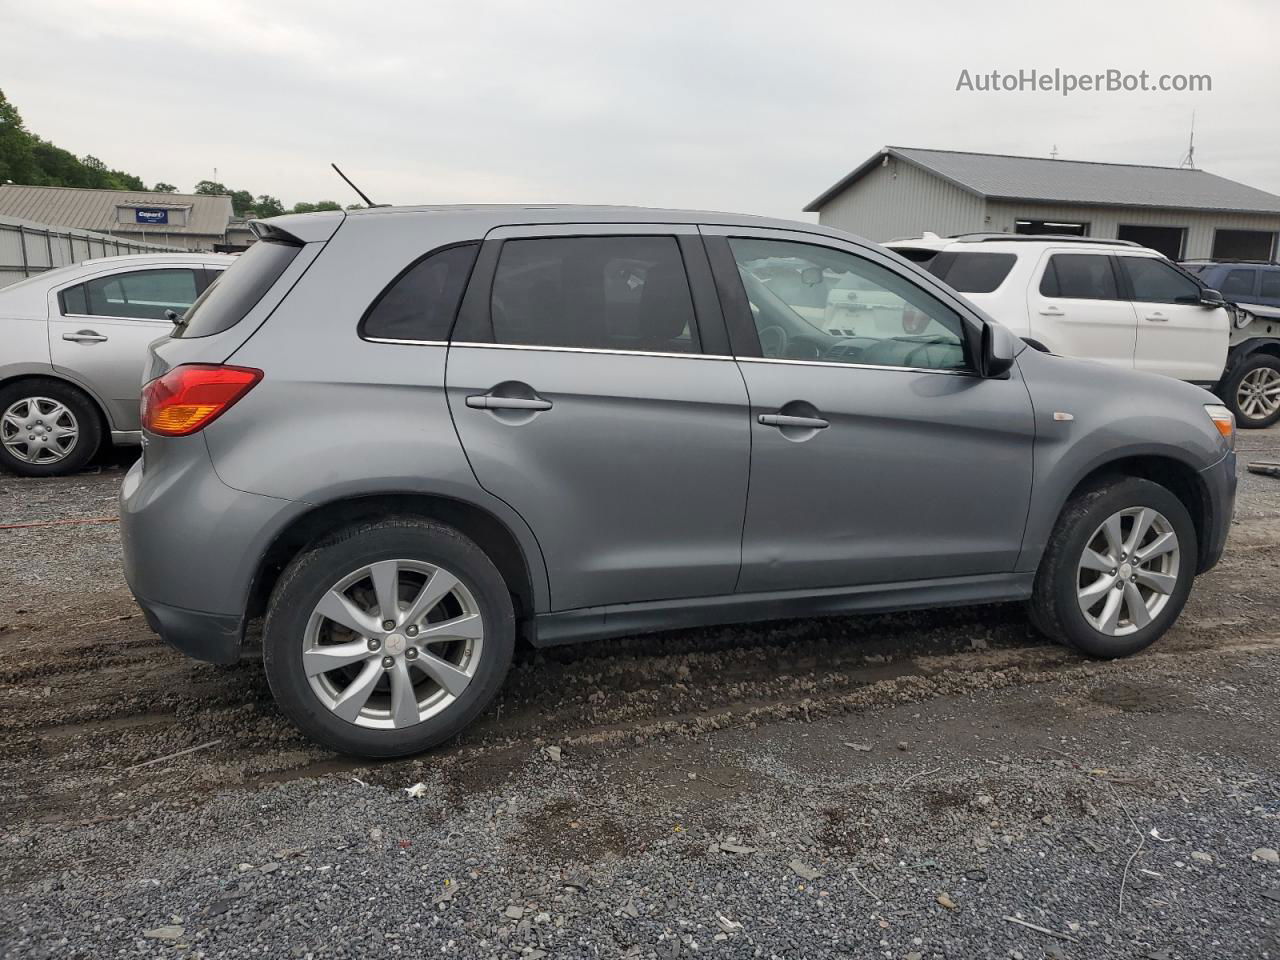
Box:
[2,434,1279,959]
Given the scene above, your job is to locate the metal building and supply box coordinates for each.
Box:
[0,184,235,252]
[805,147,1280,261]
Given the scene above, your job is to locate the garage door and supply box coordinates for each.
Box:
[1213,229,1276,261]
[1117,225,1185,259]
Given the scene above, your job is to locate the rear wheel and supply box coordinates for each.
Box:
[0,378,101,477]
[1028,477,1196,658]
[263,518,514,757]
[1220,353,1280,429]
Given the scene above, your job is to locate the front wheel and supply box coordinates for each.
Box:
[1220,353,1280,429]
[263,518,514,757]
[1028,477,1197,658]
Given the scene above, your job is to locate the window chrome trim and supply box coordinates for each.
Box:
[735,355,980,377]
[364,337,449,346]
[59,312,174,324]
[449,341,736,361]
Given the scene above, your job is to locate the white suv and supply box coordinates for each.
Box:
[885,234,1278,427]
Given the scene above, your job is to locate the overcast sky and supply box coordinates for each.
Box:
[2,0,1277,219]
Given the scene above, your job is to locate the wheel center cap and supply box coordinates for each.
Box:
[384,633,406,655]
[1118,562,1133,580]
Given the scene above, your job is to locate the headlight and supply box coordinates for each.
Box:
[1205,403,1235,448]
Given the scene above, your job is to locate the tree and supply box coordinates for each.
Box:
[228,189,255,216]
[0,88,39,184]
[253,194,285,217]
[153,182,177,192]
[194,179,229,196]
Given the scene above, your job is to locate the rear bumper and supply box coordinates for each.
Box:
[1198,449,1237,573]
[120,438,305,663]
[135,595,244,664]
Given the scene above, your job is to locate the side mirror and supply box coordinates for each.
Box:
[982,322,1016,378]
[164,308,181,324]
[1199,287,1225,307]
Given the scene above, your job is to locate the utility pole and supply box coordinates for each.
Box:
[1179,112,1196,169]
[1050,144,1059,160]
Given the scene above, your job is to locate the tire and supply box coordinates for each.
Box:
[262,517,515,757]
[0,377,102,477]
[1028,477,1197,659]
[1219,353,1280,429]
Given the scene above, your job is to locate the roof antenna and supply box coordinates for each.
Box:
[1179,111,1196,169]
[330,163,384,207]
[1050,144,1058,160]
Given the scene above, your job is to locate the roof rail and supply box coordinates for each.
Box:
[1178,257,1280,266]
[947,233,1143,246]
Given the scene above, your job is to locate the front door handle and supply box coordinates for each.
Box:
[1145,312,1169,322]
[62,330,108,343]
[1038,306,1064,317]
[466,395,553,411]
[759,413,829,429]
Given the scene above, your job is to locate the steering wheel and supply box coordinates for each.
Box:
[757,324,789,359]
[900,336,953,368]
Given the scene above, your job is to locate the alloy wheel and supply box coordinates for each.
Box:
[1076,507,1180,637]
[1236,366,1280,422]
[303,559,484,729]
[0,397,79,464]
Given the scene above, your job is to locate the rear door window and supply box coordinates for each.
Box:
[1039,254,1120,299]
[487,236,699,353]
[172,240,301,338]
[932,252,1016,293]
[61,268,199,321]
[1118,256,1203,304]
[1260,270,1280,301]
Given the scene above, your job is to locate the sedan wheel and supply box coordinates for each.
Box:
[1,396,79,465]
[1076,507,1180,637]
[304,559,485,730]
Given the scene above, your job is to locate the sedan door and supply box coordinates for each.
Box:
[1119,254,1229,382]
[48,266,204,431]
[1026,250,1137,367]
[445,224,749,611]
[703,227,1035,593]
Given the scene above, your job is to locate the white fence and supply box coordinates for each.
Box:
[0,215,178,288]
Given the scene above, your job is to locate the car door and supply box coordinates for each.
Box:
[701,226,1035,593]
[1118,254,1229,382]
[48,266,203,431]
[445,224,750,611]
[1027,250,1136,367]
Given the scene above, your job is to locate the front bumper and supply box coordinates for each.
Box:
[1198,449,1237,573]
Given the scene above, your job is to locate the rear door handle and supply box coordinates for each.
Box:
[466,395,553,411]
[759,413,829,429]
[62,330,108,343]
[1145,312,1169,322]
[1038,306,1064,317]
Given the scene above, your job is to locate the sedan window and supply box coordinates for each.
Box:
[62,268,199,321]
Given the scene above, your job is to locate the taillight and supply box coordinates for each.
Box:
[141,364,262,436]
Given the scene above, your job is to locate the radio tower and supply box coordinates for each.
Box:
[1179,112,1196,169]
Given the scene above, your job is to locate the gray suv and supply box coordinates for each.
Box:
[120,206,1237,757]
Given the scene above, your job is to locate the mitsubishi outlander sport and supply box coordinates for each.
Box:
[121,206,1237,757]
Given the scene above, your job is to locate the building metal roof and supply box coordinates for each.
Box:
[0,184,233,236]
[804,147,1280,216]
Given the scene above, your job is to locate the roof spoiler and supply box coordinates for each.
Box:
[248,210,345,246]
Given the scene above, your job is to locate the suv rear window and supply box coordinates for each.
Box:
[172,240,300,338]
[930,252,1016,293]
[1039,253,1120,300]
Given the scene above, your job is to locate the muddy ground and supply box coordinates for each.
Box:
[1,431,1278,959]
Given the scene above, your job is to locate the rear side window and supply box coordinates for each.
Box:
[488,236,699,353]
[360,243,478,342]
[933,252,1016,293]
[61,268,200,321]
[1260,271,1280,300]
[1039,254,1119,300]
[1219,268,1257,297]
[172,240,300,338]
[1119,256,1202,304]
